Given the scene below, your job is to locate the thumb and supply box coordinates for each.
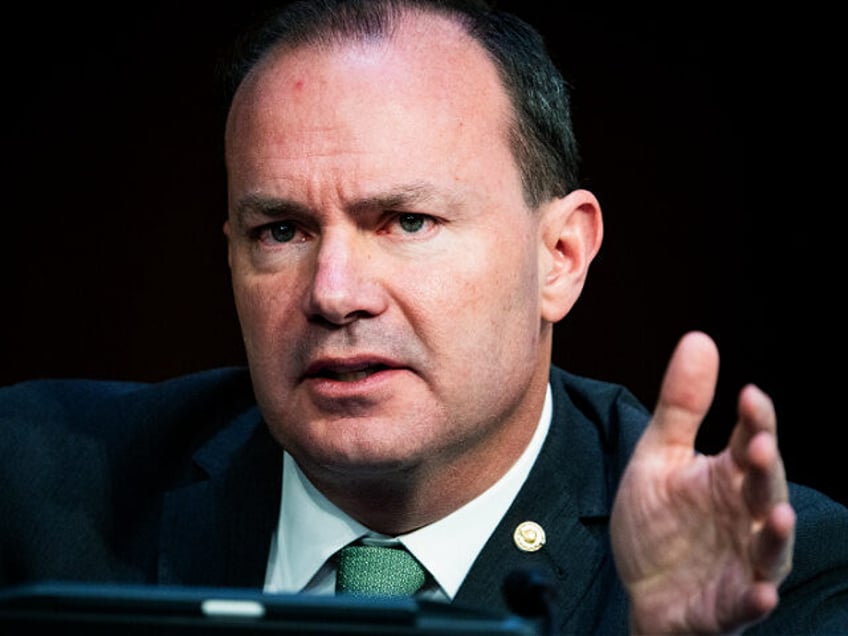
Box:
[649,331,720,448]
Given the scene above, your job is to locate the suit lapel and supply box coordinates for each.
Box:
[158,408,283,587]
[455,371,623,628]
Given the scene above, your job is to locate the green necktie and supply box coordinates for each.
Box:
[335,543,427,597]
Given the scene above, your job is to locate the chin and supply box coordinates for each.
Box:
[297,433,428,479]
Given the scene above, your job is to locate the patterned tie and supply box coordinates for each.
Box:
[335,543,427,597]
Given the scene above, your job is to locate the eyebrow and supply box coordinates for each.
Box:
[348,182,451,214]
[232,182,459,225]
[232,195,308,225]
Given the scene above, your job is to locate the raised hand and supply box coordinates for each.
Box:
[610,331,795,635]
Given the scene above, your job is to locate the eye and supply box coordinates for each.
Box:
[386,213,441,237]
[254,221,298,244]
[398,213,427,233]
[380,212,441,239]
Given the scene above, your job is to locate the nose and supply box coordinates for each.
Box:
[302,229,387,325]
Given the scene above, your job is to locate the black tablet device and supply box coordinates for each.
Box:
[0,581,539,635]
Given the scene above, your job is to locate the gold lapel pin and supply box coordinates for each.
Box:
[513,521,546,552]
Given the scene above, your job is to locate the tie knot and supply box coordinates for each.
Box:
[335,543,427,597]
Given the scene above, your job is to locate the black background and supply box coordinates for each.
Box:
[4,3,845,505]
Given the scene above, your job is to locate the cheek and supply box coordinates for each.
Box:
[457,234,539,314]
[409,238,540,351]
[233,272,301,353]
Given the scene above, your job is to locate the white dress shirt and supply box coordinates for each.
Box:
[264,384,552,600]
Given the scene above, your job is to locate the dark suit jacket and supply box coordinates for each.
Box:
[2,366,846,634]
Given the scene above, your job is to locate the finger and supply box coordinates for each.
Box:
[751,502,796,583]
[730,383,778,465]
[649,331,720,448]
[728,581,780,629]
[743,433,790,520]
[731,386,789,515]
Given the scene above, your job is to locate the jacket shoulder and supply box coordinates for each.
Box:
[549,364,651,456]
[1,367,254,437]
[0,368,260,584]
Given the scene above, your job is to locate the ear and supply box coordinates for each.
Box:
[538,189,603,323]
[223,219,234,269]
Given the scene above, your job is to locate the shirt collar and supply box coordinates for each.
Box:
[266,383,552,598]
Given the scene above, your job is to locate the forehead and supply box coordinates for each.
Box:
[222,10,528,216]
[225,10,513,154]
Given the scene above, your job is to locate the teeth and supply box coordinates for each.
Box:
[333,370,372,382]
[315,364,389,382]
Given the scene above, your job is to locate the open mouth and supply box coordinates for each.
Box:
[312,364,391,382]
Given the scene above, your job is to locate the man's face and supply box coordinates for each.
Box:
[224,14,553,494]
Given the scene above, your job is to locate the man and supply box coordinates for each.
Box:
[1,1,846,634]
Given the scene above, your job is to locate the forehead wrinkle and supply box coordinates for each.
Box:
[233,180,462,225]
[346,182,459,215]
[232,194,310,227]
